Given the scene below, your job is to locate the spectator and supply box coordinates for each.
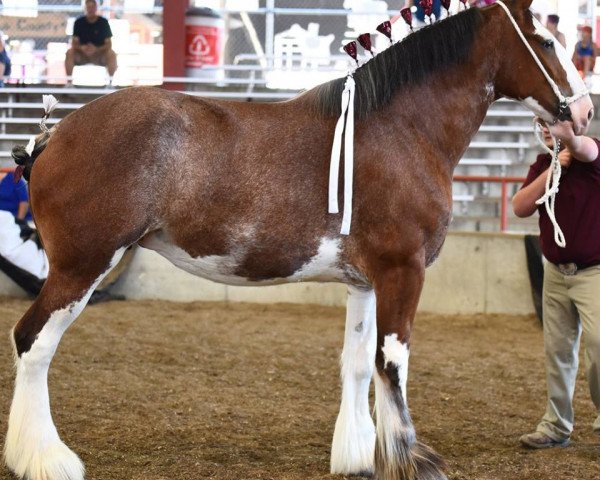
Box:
[0,31,11,87]
[546,14,566,48]
[513,120,600,449]
[0,169,45,295]
[0,169,31,221]
[572,25,599,84]
[0,167,129,303]
[65,0,117,84]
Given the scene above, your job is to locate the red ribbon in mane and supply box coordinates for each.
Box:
[14,166,24,183]
[420,0,433,17]
[343,41,359,64]
[400,7,413,30]
[376,21,393,43]
[358,33,374,56]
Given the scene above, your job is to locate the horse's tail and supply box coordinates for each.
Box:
[12,95,59,182]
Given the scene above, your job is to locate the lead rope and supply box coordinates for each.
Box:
[532,121,566,247]
[496,0,586,247]
[329,74,356,235]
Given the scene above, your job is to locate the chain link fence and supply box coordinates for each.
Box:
[0,0,163,83]
[0,0,401,85]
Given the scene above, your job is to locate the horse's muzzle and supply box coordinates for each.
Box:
[556,105,572,122]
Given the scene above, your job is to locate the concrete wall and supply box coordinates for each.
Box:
[418,232,533,315]
[0,232,535,315]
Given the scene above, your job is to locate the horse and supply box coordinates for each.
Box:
[4,1,593,480]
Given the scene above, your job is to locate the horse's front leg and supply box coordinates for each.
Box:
[373,261,446,480]
[331,286,377,476]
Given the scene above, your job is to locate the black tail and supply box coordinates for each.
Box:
[11,132,51,182]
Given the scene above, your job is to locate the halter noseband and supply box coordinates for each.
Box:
[495,0,588,123]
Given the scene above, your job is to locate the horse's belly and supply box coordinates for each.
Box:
[139,232,351,286]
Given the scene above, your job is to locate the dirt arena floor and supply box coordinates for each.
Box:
[0,297,599,480]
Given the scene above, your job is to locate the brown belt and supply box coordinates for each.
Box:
[556,262,600,276]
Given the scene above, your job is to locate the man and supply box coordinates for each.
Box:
[545,14,566,48]
[65,0,117,81]
[0,167,30,221]
[572,25,599,84]
[513,120,600,449]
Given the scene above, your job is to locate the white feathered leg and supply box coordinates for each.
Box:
[331,286,377,476]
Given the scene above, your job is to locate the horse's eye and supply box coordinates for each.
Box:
[543,39,554,49]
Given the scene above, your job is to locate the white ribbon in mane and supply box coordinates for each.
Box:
[328,74,356,235]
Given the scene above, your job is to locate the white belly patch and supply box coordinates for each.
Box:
[140,232,346,286]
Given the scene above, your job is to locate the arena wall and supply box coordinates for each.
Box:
[0,232,535,315]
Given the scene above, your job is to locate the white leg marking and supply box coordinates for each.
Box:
[331,286,377,475]
[374,370,415,466]
[5,248,125,480]
[381,333,410,405]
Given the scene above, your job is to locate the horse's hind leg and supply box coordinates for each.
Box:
[373,262,446,480]
[4,248,126,480]
[331,286,377,476]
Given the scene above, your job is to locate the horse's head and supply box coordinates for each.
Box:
[491,0,593,136]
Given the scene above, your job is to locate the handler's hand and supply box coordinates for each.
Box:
[547,119,577,145]
[558,148,572,168]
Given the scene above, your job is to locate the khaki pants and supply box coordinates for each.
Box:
[537,262,600,440]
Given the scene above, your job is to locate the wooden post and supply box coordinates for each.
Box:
[163,0,188,90]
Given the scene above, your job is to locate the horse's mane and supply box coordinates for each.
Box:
[312,7,484,119]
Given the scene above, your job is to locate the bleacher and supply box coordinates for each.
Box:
[1,83,593,234]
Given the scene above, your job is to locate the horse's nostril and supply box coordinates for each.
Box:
[588,108,595,122]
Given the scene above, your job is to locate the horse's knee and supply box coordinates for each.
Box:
[12,286,79,357]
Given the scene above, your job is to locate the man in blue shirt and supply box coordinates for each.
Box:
[0,170,30,221]
[64,0,117,80]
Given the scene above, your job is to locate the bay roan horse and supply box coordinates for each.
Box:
[4,1,593,480]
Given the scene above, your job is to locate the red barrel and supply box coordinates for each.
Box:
[185,7,225,79]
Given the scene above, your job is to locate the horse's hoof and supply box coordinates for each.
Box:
[5,439,85,480]
[348,470,374,478]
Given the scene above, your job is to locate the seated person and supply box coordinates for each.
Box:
[572,25,599,81]
[64,0,117,82]
[0,31,11,87]
[0,169,31,222]
[0,168,129,303]
[0,169,44,294]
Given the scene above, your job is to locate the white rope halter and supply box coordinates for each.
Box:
[496,0,587,247]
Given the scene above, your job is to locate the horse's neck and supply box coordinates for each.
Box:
[378,56,496,173]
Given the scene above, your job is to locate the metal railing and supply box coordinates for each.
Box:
[453,175,527,232]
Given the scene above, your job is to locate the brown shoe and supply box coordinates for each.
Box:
[519,431,570,449]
